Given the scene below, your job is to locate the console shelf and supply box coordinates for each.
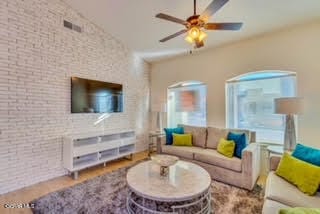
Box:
[63,130,136,179]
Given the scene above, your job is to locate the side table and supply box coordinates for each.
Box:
[267,145,284,171]
[149,131,165,156]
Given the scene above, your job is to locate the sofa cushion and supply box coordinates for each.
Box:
[193,149,242,172]
[207,127,228,149]
[265,172,320,208]
[179,124,207,148]
[262,199,291,214]
[161,145,204,160]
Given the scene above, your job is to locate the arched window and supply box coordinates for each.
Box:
[226,71,297,143]
[167,81,207,128]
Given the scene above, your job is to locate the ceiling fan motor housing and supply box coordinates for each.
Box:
[186,15,204,28]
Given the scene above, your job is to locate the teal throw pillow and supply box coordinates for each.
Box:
[292,144,320,166]
[164,127,184,145]
[227,132,247,159]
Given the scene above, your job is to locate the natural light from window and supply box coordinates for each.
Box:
[226,71,297,144]
[167,81,207,128]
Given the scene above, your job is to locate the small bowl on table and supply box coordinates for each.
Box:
[151,154,179,176]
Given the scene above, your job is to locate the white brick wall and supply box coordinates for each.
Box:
[0,0,150,194]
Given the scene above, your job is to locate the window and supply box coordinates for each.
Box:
[167,81,207,128]
[226,71,297,143]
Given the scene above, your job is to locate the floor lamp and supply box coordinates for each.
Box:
[153,103,167,133]
[274,97,303,151]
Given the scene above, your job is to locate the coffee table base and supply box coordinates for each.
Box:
[127,188,212,214]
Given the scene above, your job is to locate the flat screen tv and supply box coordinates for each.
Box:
[71,77,123,113]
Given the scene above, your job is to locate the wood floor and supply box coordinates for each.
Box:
[0,151,267,214]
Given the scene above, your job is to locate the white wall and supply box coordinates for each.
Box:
[0,0,150,194]
[151,20,320,148]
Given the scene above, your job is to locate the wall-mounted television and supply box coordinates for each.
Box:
[71,77,123,113]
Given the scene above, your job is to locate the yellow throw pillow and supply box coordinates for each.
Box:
[279,207,320,214]
[172,133,192,146]
[276,153,320,195]
[217,138,235,158]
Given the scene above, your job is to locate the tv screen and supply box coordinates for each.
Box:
[71,77,123,113]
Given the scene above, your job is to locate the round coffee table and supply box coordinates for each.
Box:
[126,160,212,213]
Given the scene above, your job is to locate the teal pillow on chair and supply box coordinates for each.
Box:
[227,132,247,159]
[164,127,184,145]
[292,144,320,166]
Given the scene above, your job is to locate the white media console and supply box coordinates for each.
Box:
[63,130,136,179]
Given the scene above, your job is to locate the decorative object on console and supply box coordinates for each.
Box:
[151,154,179,176]
[227,132,247,158]
[217,138,235,158]
[292,143,320,166]
[164,127,184,145]
[172,133,193,146]
[275,153,320,195]
[274,97,303,151]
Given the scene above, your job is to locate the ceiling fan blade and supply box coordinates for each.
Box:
[199,0,229,21]
[155,13,188,26]
[204,22,243,30]
[159,29,188,42]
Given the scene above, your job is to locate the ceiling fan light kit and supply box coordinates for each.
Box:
[155,0,243,49]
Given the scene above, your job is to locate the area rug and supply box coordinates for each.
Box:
[31,164,264,214]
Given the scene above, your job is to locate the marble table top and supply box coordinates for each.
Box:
[126,160,211,202]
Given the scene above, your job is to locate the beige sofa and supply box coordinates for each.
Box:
[262,155,320,213]
[157,125,260,190]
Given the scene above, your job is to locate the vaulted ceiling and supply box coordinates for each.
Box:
[64,0,320,62]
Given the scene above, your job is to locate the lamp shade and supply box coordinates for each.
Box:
[274,97,303,115]
[151,102,167,113]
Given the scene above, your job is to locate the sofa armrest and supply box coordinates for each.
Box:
[242,143,260,189]
[156,136,166,154]
[269,155,281,171]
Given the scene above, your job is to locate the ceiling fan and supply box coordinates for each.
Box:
[155,0,243,48]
